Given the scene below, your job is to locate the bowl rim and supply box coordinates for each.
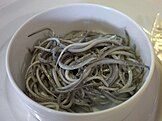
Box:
[6,3,155,116]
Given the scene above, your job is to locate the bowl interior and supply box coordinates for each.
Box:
[7,5,152,102]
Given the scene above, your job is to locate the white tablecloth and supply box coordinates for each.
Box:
[0,1,162,121]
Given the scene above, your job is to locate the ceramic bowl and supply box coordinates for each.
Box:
[6,4,155,121]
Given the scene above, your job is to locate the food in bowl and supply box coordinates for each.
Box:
[24,28,149,113]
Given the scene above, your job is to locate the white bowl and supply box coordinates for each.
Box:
[6,4,155,121]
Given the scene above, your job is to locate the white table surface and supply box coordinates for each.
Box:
[0,0,162,121]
